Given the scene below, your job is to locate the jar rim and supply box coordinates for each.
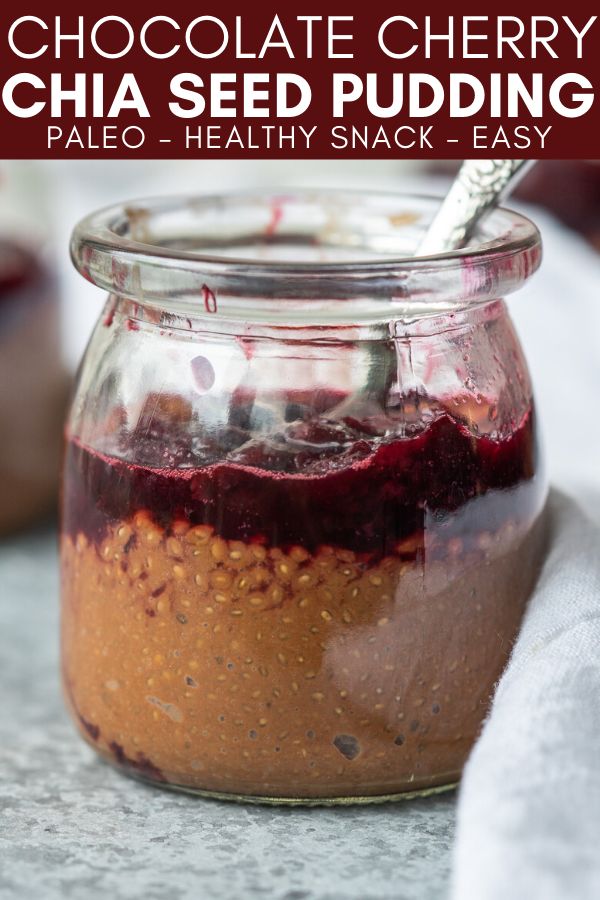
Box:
[71,189,541,324]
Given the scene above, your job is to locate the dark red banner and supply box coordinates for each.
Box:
[0,2,598,158]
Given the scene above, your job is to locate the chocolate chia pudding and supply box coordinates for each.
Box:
[61,394,546,801]
[62,189,548,802]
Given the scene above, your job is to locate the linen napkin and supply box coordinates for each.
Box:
[451,490,600,900]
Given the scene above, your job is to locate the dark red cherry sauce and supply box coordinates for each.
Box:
[63,396,540,559]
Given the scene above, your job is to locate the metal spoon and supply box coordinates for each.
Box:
[417,159,535,256]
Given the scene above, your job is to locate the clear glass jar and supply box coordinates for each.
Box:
[61,191,547,803]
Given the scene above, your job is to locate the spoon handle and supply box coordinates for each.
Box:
[418,159,535,256]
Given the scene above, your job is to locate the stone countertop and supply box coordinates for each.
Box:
[0,527,455,900]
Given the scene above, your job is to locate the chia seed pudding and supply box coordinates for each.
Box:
[61,191,547,802]
[61,394,545,800]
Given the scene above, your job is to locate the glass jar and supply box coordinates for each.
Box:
[0,163,66,535]
[61,191,547,804]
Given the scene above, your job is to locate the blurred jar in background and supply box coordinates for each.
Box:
[0,163,67,535]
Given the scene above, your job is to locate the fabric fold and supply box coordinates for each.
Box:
[452,490,600,900]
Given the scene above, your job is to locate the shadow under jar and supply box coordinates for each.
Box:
[61,191,547,804]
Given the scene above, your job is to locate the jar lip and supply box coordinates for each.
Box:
[71,189,542,324]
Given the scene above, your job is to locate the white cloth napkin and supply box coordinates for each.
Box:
[451,490,600,900]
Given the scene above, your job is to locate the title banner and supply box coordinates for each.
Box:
[1,3,598,158]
